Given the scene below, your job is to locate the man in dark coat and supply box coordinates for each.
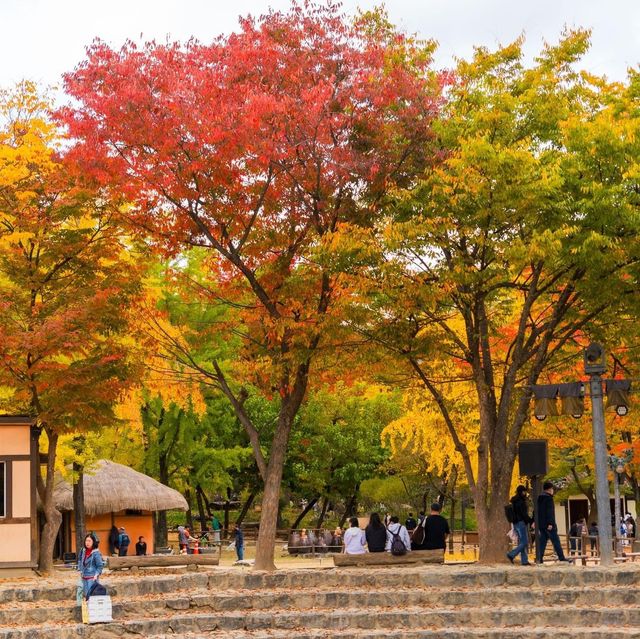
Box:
[536,481,571,563]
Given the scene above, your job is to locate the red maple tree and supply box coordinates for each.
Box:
[61,2,446,569]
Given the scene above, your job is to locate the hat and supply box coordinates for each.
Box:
[119,526,125,530]
[625,514,632,521]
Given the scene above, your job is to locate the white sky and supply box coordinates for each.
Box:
[1,0,638,93]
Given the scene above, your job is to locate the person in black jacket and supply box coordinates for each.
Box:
[506,485,533,565]
[536,481,570,563]
[365,512,387,552]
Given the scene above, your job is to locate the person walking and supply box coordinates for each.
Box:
[536,481,571,564]
[77,533,104,601]
[343,517,367,554]
[233,523,245,561]
[506,485,533,565]
[365,512,387,552]
[422,503,450,551]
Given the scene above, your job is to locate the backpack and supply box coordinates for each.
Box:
[504,503,515,524]
[390,529,407,556]
[411,519,426,546]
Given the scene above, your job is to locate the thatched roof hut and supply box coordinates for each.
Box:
[53,459,188,515]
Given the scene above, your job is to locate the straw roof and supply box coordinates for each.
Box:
[53,459,188,515]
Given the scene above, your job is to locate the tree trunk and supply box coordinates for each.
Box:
[195,484,207,532]
[338,489,359,529]
[37,428,62,572]
[222,499,231,537]
[253,404,299,571]
[72,464,85,555]
[421,490,429,516]
[316,496,329,530]
[236,490,257,526]
[185,488,194,530]
[197,485,213,519]
[448,466,458,554]
[290,497,319,531]
[154,511,168,550]
[475,484,510,563]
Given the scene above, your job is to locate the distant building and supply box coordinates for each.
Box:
[52,459,188,556]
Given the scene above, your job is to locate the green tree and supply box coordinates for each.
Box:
[288,383,402,527]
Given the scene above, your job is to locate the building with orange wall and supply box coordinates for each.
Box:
[52,459,188,556]
[0,416,39,570]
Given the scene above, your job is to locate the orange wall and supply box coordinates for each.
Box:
[71,511,154,554]
[0,426,30,455]
[0,523,31,562]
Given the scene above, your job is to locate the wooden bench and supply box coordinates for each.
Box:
[107,554,219,571]
[333,549,444,567]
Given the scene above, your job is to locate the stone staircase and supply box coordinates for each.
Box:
[1,564,640,638]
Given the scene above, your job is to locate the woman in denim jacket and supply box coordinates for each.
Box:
[77,533,104,600]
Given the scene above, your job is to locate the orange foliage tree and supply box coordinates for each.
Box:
[0,83,144,571]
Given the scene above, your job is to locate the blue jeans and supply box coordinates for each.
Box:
[507,521,530,564]
[236,544,244,561]
[537,525,566,562]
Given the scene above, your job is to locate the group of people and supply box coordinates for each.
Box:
[507,481,574,565]
[506,481,638,565]
[342,503,450,555]
[107,525,147,556]
[178,517,245,561]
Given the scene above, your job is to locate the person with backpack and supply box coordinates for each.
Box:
[385,515,411,555]
[506,485,533,565]
[405,513,417,531]
[422,503,450,551]
[115,526,130,556]
[77,532,104,600]
[365,512,387,552]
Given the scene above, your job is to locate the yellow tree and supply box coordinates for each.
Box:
[363,33,640,561]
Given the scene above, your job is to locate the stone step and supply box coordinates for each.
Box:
[2,585,640,626]
[2,606,640,638]
[147,630,640,639]
[3,564,639,605]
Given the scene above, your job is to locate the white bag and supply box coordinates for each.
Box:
[84,595,113,623]
[507,526,518,544]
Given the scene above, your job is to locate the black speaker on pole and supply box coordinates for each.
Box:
[518,439,548,477]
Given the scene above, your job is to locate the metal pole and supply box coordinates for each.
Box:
[613,466,621,557]
[590,373,613,566]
